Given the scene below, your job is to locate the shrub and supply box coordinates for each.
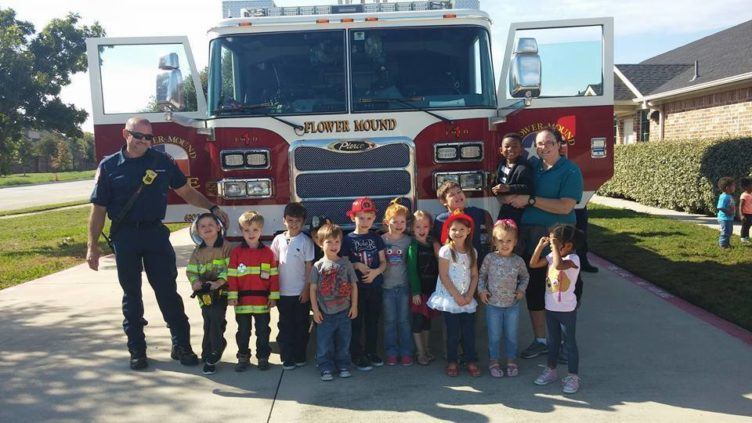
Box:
[597,138,752,215]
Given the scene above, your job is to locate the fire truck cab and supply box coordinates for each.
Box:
[86,0,614,237]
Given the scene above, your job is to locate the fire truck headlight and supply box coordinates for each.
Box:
[460,145,482,160]
[223,181,247,197]
[246,179,272,198]
[222,153,244,168]
[459,172,485,191]
[245,152,269,167]
[434,173,460,190]
[435,146,458,161]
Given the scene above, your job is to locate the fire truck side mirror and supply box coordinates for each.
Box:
[509,37,541,99]
[156,53,185,111]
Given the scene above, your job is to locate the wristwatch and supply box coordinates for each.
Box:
[527,196,537,207]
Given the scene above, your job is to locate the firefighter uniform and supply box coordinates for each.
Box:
[91,146,193,356]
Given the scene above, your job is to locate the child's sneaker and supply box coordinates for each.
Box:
[206,352,220,367]
[338,368,352,378]
[282,361,297,370]
[235,352,250,372]
[295,361,307,367]
[355,356,373,371]
[367,353,384,367]
[562,374,581,394]
[257,358,270,371]
[202,362,216,375]
[741,237,750,244]
[534,367,558,385]
[400,356,414,367]
[521,341,548,359]
[386,356,398,366]
[320,371,334,381]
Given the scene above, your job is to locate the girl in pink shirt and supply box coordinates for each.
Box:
[740,177,752,243]
[529,224,582,394]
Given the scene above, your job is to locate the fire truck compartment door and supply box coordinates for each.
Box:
[497,17,614,110]
[86,36,207,125]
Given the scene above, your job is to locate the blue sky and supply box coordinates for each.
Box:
[3,0,750,130]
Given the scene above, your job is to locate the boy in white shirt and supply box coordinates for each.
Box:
[271,202,315,369]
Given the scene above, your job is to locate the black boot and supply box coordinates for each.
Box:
[171,345,199,366]
[581,260,599,273]
[129,350,148,370]
[235,352,251,372]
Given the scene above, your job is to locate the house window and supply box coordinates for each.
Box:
[623,117,636,144]
[639,110,650,141]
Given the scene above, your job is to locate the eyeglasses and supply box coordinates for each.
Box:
[127,130,154,141]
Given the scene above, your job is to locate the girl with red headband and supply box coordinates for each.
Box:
[426,212,480,377]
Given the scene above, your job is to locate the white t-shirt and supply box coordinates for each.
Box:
[544,253,580,312]
[271,232,315,296]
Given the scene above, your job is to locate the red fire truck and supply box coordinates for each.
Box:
[86,0,614,237]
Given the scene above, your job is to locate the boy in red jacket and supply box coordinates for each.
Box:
[228,211,279,371]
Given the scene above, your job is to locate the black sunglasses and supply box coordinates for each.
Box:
[127,130,154,141]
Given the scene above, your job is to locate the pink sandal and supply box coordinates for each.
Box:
[506,363,519,377]
[489,362,504,378]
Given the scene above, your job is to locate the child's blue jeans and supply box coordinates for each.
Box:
[485,302,520,361]
[316,310,352,373]
[719,219,733,247]
[383,284,414,358]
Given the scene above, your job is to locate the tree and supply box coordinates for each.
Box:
[51,138,74,176]
[183,66,209,112]
[0,8,105,174]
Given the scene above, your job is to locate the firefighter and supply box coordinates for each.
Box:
[86,117,229,370]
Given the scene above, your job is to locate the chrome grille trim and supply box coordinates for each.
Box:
[289,137,416,225]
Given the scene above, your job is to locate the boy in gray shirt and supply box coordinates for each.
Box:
[310,224,358,381]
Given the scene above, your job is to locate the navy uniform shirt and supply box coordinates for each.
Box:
[90,147,187,223]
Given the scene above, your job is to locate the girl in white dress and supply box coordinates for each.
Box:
[427,212,480,377]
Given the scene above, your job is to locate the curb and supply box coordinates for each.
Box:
[589,254,752,347]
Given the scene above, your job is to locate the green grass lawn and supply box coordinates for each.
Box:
[0,200,90,217]
[0,170,95,187]
[0,207,187,290]
[588,203,752,331]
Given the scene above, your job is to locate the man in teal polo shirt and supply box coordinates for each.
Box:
[507,128,583,359]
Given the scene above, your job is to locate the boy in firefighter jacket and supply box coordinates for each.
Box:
[227,211,280,372]
[186,212,234,375]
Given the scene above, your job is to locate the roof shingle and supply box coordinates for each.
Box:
[616,19,752,98]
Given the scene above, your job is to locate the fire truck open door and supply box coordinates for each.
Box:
[497,17,615,206]
[85,36,212,222]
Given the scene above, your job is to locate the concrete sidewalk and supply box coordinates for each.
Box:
[1,228,751,422]
[591,195,743,237]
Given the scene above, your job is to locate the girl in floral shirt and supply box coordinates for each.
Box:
[478,219,529,378]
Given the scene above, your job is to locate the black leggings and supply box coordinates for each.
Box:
[411,313,432,333]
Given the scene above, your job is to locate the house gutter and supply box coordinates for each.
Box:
[641,72,752,102]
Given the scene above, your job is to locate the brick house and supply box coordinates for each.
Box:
[614,20,752,143]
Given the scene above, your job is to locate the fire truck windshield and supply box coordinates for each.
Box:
[207,25,495,117]
[209,30,347,116]
[350,26,495,112]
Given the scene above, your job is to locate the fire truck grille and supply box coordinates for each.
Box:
[291,139,415,226]
[296,171,411,198]
[294,143,410,171]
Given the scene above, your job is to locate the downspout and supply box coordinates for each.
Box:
[659,104,665,141]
